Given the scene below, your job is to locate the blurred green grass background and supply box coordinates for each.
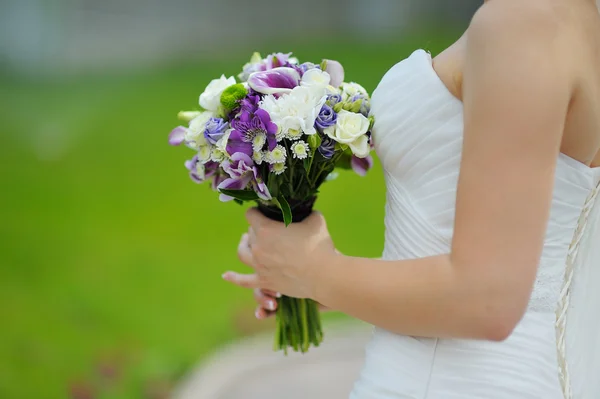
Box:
[0,32,456,399]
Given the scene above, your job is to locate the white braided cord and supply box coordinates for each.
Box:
[556,183,600,399]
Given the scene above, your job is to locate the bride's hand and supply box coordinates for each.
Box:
[253,288,331,320]
[222,208,339,299]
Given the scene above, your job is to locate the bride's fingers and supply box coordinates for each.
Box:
[248,227,257,248]
[254,288,278,311]
[261,289,282,298]
[255,306,276,320]
[237,233,255,268]
[222,272,260,289]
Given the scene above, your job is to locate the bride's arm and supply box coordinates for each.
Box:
[224,3,575,341]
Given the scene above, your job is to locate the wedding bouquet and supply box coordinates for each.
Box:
[168,52,374,354]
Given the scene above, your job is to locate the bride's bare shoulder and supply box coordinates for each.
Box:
[468,0,570,45]
[465,0,578,78]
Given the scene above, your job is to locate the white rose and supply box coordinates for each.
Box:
[301,69,331,89]
[324,110,370,158]
[199,75,236,111]
[185,112,212,148]
[340,82,369,101]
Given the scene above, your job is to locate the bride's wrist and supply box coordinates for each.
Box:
[310,249,345,306]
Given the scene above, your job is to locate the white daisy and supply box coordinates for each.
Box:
[266,144,287,164]
[252,150,264,165]
[198,145,212,163]
[291,141,310,160]
[271,162,287,175]
[286,128,303,141]
[252,132,266,151]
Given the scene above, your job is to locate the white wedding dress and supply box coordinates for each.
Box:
[351,49,600,399]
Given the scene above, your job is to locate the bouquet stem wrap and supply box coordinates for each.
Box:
[257,198,323,353]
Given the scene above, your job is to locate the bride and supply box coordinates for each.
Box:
[222,0,600,397]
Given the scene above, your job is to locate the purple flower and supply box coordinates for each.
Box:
[204,118,228,145]
[217,152,271,201]
[226,109,278,156]
[239,91,261,114]
[185,157,218,183]
[169,126,187,146]
[316,105,337,130]
[327,94,342,106]
[318,135,336,159]
[351,154,373,177]
[211,170,227,191]
[265,52,292,69]
[248,67,300,95]
[324,59,345,88]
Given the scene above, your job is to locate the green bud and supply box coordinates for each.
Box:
[333,102,344,113]
[307,134,322,150]
[220,83,248,111]
[177,110,202,122]
[368,115,376,130]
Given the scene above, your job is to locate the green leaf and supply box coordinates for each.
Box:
[303,157,311,172]
[335,153,352,170]
[276,196,293,226]
[233,199,244,206]
[218,189,259,201]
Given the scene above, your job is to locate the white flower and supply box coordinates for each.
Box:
[199,75,236,111]
[252,150,264,165]
[259,86,327,138]
[301,68,331,90]
[271,162,287,175]
[266,144,287,164]
[211,148,226,162]
[340,82,369,102]
[178,110,202,122]
[198,145,212,163]
[286,128,303,141]
[324,109,371,158]
[195,163,206,180]
[252,132,266,151]
[216,129,232,155]
[291,141,310,160]
[185,112,212,148]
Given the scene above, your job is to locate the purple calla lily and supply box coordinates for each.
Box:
[265,52,293,69]
[169,126,187,146]
[351,154,373,177]
[324,59,345,88]
[248,67,300,95]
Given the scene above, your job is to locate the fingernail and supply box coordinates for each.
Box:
[255,309,262,320]
[275,292,282,298]
[221,273,230,280]
[266,300,275,311]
